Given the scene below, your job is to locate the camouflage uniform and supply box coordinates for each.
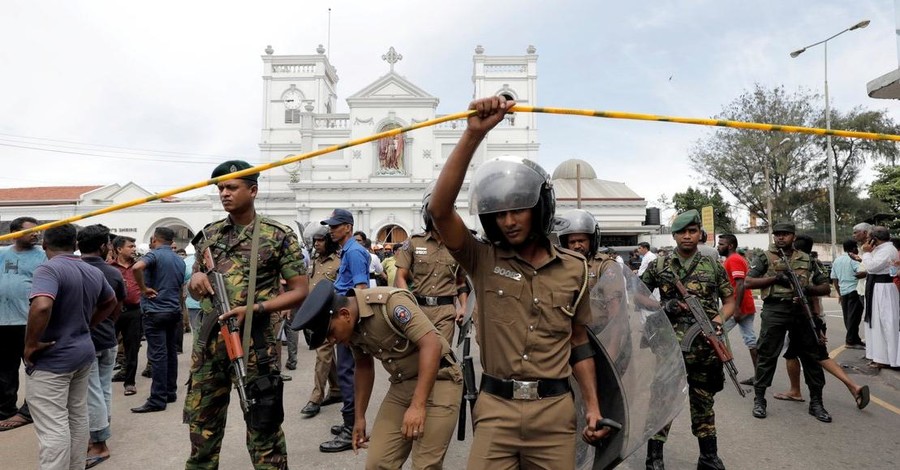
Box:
[183,215,306,470]
[307,252,342,405]
[750,247,829,391]
[641,253,733,441]
[394,232,465,344]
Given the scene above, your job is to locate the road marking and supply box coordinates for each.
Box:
[830,345,900,416]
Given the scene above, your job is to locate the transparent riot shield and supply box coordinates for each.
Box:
[574,263,687,470]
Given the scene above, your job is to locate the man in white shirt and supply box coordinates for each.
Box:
[636,242,657,276]
[860,226,900,368]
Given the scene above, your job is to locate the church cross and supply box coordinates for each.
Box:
[382,47,403,72]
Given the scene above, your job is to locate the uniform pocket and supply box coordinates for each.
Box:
[484,280,524,326]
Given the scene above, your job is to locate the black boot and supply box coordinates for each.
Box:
[697,436,726,470]
[808,392,832,423]
[752,387,767,419]
[646,439,665,470]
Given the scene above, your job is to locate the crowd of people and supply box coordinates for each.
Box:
[0,95,897,470]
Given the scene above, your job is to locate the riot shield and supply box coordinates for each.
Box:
[574,263,687,470]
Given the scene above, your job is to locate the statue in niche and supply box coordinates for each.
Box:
[376,131,404,174]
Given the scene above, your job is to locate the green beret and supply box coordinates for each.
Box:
[671,209,701,233]
[211,160,259,183]
[772,222,795,234]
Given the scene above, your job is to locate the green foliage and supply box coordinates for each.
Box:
[689,83,900,231]
[868,165,900,229]
[671,186,736,233]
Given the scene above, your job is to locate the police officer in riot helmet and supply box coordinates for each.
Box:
[429,95,613,469]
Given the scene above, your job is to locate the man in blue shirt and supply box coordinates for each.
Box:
[831,239,866,349]
[0,216,47,431]
[130,227,186,413]
[318,208,369,452]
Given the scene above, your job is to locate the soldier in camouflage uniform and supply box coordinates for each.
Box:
[395,183,468,344]
[299,225,344,418]
[184,160,309,470]
[640,210,736,470]
[745,222,833,424]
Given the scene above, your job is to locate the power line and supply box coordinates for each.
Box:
[0,131,244,160]
[0,141,258,165]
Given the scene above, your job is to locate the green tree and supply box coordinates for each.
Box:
[671,186,736,233]
[689,84,900,234]
[868,164,900,229]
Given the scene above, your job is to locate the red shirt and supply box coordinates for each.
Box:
[109,258,142,306]
[723,253,755,315]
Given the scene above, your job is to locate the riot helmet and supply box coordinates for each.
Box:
[469,155,555,245]
[554,209,600,258]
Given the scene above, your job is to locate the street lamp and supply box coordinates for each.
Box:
[790,19,870,259]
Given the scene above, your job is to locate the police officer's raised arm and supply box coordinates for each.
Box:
[431,96,513,252]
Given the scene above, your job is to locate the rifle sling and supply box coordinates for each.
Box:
[242,217,262,365]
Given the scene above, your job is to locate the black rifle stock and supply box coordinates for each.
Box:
[777,249,826,345]
[674,280,746,397]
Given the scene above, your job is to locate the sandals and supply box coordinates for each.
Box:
[85,455,109,468]
[855,385,870,410]
[0,414,33,432]
[773,393,805,402]
[124,385,137,396]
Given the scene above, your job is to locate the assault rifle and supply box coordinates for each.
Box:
[209,271,255,414]
[777,249,826,345]
[674,280,746,397]
[194,236,255,414]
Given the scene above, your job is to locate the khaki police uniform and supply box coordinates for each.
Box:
[450,235,590,470]
[308,252,342,405]
[395,232,464,343]
[350,287,462,470]
[587,251,618,292]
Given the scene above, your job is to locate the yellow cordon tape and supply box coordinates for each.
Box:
[3,104,900,242]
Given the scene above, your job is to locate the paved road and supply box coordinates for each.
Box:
[2,297,898,469]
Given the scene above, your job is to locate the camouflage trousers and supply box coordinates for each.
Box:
[652,325,723,442]
[183,323,287,470]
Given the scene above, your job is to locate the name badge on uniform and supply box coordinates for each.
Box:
[393,305,412,324]
[493,266,523,281]
[415,247,428,256]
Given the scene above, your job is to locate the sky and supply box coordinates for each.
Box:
[2,0,899,223]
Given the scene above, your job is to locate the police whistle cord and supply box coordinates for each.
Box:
[673,279,747,397]
[777,249,827,346]
[4,104,900,241]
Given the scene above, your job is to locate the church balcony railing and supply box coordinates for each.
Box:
[272,64,316,74]
[484,64,527,73]
[314,115,350,129]
[435,115,513,130]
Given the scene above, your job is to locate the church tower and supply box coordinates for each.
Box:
[472,45,540,162]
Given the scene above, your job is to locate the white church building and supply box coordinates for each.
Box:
[0,45,657,248]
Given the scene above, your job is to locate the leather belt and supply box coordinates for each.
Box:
[415,295,455,307]
[481,374,570,400]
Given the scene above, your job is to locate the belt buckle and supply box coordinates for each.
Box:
[425,296,438,306]
[512,380,539,400]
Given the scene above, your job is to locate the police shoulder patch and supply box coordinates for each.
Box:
[393,305,412,325]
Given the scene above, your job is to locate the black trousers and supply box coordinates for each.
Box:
[840,291,864,345]
[116,305,143,387]
[755,306,826,392]
[0,325,25,419]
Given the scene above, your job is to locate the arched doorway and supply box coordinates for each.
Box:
[376,224,408,248]
[144,218,195,250]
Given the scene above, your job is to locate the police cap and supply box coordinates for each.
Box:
[671,209,702,233]
[211,160,259,183]
[290,279,337,349]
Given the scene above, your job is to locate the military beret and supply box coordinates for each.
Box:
[671,209,702,233]
[211,160,259,183]
[772,222,796,234]
[290,279,337,349]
